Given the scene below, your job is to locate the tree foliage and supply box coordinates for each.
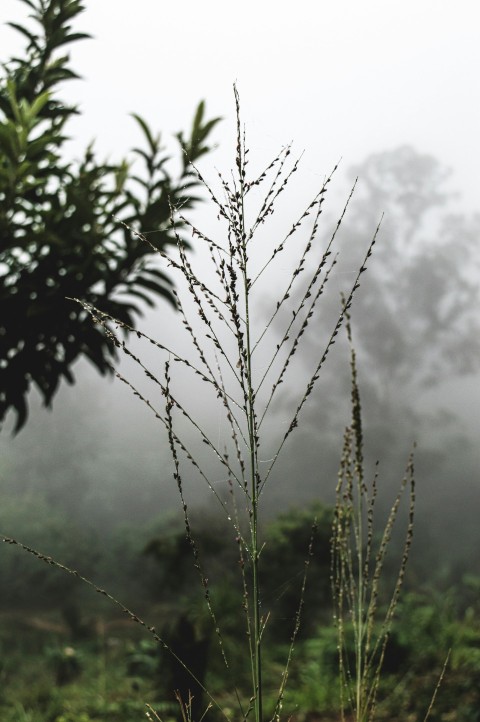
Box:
[342,146,480,393]
[273,147,480,559]
[292,145,480,420]
[0,0,220,432]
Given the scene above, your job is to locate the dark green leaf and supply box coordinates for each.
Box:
[131,113,159,155]
[0,0,216,432]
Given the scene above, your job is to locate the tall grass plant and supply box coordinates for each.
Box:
[2,89,443,721]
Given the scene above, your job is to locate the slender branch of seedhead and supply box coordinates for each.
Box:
[169,214,247,383]
[260,220,381,494]
[423,650,451,722]
[165,205,252,421]
[109,356,250,589]
[215,354,248,495]
[117,214,230,335]
[220,240,252,421]
[179,215,229,258]
[105,320,242,488]
[172,287,244,412]
[179,156,231,225]
[175,251,238,340]
[252,175,337,354]
[171,205,253,498]
[256,179,357,414]
[163,361,247,718]
[116,216,248,404]
[115,219,194,281]
[171,209,236,321]
[271,517,318,722]
[188,231,251,445]
[110,364,246,523]
[234,83,246,184]
[252,186,333,362]
[250,166,337,291]
[73,316,247,530]
[0,536,230,722]
[76,301,247,499]
[70,298,242,416]
[244,142,292,196]
[245,147,304,246]
[177,238,226,308]
[180,221,247,351]
[257,252,338,426]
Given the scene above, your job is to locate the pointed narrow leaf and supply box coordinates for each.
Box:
[6,22,40,48]
[131,113,159,154]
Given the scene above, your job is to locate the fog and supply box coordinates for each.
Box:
[1,0,480,586]
[2,141,480,583]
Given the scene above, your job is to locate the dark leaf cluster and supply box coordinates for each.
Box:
[0,0,221,431]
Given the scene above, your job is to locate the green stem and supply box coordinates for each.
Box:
[246,274,262,722]
[239,166,262,722]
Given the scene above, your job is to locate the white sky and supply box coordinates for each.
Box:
[2,0,480,210]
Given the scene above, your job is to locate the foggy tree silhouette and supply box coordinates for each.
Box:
[0,0,220,432]
[293,145,480,415]
[270,146,480,535]
[342,146,480,395]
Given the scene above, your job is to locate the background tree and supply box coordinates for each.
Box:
[0,0,220,432]
[339,146,480,397]
[272,146,480,582]
[277,145,480,444]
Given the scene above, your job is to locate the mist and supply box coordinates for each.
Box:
[1,0,479,603]
[1,139,479,588]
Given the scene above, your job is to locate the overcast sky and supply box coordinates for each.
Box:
[2,0,479,211]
